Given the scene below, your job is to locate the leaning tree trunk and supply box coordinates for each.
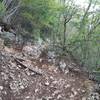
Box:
[1,0,25,48]
[2,0,20,26]
[1,0,32,48]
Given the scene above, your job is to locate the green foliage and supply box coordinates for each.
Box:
[65,0,100,73]
[0,1,5,17]
[1,0,100,79]
[19,0,59,40]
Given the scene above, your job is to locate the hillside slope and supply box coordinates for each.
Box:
[0,40,99,100]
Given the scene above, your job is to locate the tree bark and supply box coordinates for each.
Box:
[2,0,20,26]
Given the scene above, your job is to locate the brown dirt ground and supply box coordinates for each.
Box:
[0,46,94,100]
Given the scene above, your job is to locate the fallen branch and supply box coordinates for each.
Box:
[15,57,25,62]
[14,58,42,76]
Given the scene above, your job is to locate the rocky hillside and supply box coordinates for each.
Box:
[0,38,99,100]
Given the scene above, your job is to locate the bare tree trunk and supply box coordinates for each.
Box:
[2,0,20,25]
[3,0,13,9]
[63,18,66,51]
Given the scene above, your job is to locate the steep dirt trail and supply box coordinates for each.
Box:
[0,45,98,100]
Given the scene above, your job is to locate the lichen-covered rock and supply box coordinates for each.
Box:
[0,32,15,46]
[87,92,100,100]
[22,44,44,59]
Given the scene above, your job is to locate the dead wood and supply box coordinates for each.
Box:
[14,58,42,76]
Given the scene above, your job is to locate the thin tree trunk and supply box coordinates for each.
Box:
[63,18,66,51]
